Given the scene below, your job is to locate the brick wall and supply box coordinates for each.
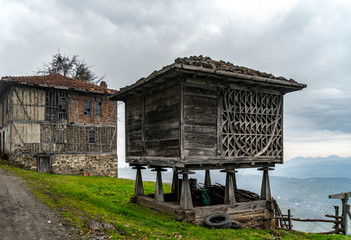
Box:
[68,93,117,125]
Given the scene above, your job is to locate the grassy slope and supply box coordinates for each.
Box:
[0,160,349,240]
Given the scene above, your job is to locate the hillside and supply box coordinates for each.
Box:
[1,160,349,239]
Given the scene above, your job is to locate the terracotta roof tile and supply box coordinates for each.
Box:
[1,74,117,94]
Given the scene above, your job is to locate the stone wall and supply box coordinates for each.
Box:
[52,154,118,177]
[229,209,272,229]
[8,155,37,171]
[8,153,118,178]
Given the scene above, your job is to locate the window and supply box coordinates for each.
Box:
[84,101,91,115]
[95,101,102,116]
[58,93,67,120]
[45,91,68,121]
[88,130,95,143]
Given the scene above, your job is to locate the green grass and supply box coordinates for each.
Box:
[0,159,350,240]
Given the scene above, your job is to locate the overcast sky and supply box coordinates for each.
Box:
[1,0,351,167]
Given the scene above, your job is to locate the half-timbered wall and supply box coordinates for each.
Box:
[12,87,46,121]
[4,86,117,156]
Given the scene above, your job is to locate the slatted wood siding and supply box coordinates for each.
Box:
[183,79,217,158]
[126,81,180,160]
[144,82,180,157]
[126,96,143,157]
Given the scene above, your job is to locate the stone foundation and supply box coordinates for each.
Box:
[7,153,118,177]
[52,154,118,177]
[8,155,37,171]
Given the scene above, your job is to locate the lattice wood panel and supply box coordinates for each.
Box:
[222,89,283,158]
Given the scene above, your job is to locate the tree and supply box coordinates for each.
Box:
[36,52,104,83]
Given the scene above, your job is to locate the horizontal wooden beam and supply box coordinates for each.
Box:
[329,192,351,199]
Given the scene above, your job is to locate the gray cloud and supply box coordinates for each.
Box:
[1,0,351,159]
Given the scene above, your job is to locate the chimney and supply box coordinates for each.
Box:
[100,81,107,88]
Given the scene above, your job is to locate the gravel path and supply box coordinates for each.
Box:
[0,168,71,240]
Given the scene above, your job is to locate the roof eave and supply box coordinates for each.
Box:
[111,64,306,100]
[0,79,116,95]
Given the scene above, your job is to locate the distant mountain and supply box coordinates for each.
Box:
[272,155,351,179]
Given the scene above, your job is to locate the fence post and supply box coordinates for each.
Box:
[288,209,292,230]
[334,206,339,233]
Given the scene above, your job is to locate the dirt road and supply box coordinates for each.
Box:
[0,168,71,240]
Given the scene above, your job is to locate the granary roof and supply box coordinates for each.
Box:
[0,74,117,95]
[112,55,306,100]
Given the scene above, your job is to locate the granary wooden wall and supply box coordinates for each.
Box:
[126,80,180,159]
[125,75,284,168]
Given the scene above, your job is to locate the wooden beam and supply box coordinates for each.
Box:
[329,192,351,199]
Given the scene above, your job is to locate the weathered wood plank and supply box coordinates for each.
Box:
[193,200,269,219]
[184,95,217,107]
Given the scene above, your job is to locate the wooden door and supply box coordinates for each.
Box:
[37,156,52,173]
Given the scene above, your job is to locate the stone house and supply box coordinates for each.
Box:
[0,74,118,177]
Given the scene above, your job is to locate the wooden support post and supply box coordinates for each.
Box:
[220,169,237,206]
[171,170,179,194]
[204,169,211,188]
[258,167,274,200]
[178,170,195,210]
[132,165,146,196]
[151,168,167,203]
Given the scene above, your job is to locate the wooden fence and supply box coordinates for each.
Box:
[273,206,342,234]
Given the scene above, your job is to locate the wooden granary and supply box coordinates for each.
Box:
[112,56,306,227]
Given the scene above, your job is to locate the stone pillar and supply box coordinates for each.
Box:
[132,165,146,196]
[152,167,167,203]
[178,170,195,210]
[171,170,179,194]
[258,167,274,200]
[221,169,237,206]
[204,169,211,188]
